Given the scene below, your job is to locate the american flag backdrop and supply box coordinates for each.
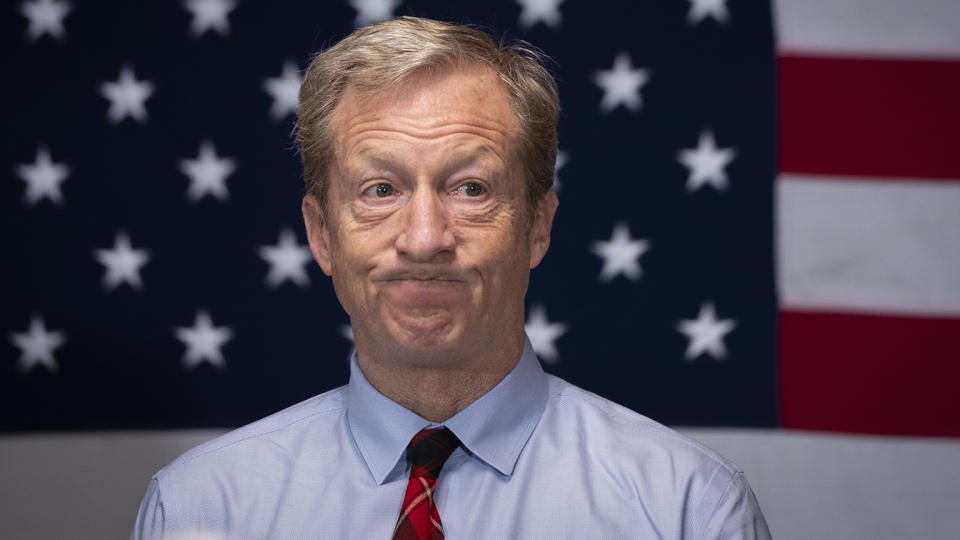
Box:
[4,1,960,538]
[4,0,781,431]
[4,0,959,441]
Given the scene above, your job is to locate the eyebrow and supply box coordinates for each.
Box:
[352,144,506,177]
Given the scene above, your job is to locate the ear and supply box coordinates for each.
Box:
[302,194,333,276]
[528,190,558,269]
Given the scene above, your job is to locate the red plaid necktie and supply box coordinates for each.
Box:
[392,427,460,540]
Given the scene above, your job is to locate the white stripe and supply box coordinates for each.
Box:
[773,0,960,58]
[776,174,960,316]
[681,428,960,540]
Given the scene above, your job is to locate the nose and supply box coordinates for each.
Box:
[394,187,456,262]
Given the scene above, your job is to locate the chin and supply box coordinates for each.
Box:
[387,311,464,353]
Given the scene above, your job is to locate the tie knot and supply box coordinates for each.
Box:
[407,427,460,478]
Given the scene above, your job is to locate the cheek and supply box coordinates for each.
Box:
[330,221,389,267]
[465,226,531,285]
[326,237,375,307]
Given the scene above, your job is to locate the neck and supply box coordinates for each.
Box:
[354,332,525,422]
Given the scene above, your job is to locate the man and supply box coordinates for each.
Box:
[132,16,770,539]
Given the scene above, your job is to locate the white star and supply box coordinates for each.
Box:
[179,141,235,202]
[15,146,69,206]
[174,310,232,368]
[100,66,154,124]
[339,324,354,343]
[593,53,650,113]
[349,0,399,27]
[94,231,150,290]
[184,0,236,37]
[516,0,564,29]
[677,130,736,192]
[339,324,357,358]
[553,150,568,191]
[676,302,736,361]
[525,304,567,363]
[21,0,71,41]
[688,0,729,24]
[10,316,66,373]
[258,229,313,288]
[263,61,302,120]
[591,222,650,282]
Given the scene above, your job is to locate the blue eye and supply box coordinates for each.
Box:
[458,182,484,197]
[366,183,394,197]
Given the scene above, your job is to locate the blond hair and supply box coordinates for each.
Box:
[295,16,559,220]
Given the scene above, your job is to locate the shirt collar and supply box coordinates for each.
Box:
[345,337,548,485]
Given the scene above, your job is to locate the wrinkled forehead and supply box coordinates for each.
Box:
[331,64,522,139]
[326,66,524,178]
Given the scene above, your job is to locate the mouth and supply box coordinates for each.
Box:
[384,278,463,290]
[379,275,465,309]
[377,270,464,283]
[388,277,460,282]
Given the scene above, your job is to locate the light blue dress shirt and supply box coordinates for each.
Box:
[132,339,771,539]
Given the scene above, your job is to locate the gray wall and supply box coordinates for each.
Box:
[2,429,959,539]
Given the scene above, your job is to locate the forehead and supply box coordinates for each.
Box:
[330,66,522,152]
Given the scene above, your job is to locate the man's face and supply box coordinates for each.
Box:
[302,67,556,363]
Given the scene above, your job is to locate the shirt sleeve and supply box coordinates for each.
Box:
[130,478,166,540]
[701,471,772,540]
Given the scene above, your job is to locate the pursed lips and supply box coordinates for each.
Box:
[377,274,466,305]
[376,271,465,283]
[382,277,463,288]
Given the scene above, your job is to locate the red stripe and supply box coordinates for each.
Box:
[779,310,960,437]
[778,55,960,180]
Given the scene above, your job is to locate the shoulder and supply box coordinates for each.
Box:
[543,374,741,481]
[154,385,348,483]
[538,376,770,537]
[132,387,350,538]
